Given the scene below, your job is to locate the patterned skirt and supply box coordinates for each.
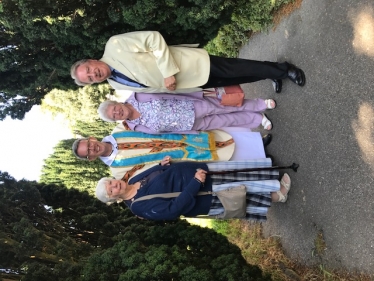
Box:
[206,159,280,222]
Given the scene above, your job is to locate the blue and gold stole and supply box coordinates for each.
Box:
[111,131,217,168]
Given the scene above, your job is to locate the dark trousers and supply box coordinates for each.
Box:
[201,55,289,88]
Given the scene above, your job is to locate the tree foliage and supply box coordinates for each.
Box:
[0,171,88,278]
[204,0,293,57]
[81,222,270,281]
[41,84,114,126]
[0,0,234,120]
[41,83,116,139]
[39,82,115,191]
[0,0,294,119]
[40,138,111,192]
[1,171,270,281]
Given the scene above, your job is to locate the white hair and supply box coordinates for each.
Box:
[97,100,118,122]
[70,59,90,86]
[96,177,115,204]
[96,177,125,205]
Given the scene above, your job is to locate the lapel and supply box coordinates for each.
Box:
[100,57,137,81]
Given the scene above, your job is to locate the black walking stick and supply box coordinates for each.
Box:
[206,162,299,175]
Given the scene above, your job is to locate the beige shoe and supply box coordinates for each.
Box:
[276,173,291,203]
[265,99,277,109]
[261,114,273,130]
[281,173,291,191]
[276,190,288,203]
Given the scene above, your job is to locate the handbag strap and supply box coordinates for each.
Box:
[130,187,247,220]
[130,191,214,219]
[131,191,211,205]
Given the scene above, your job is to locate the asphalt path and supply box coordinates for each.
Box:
[239,0,374,274]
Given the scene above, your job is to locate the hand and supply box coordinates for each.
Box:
[164,76,176,90]
[160,156,172,166]
[194,169,207,183]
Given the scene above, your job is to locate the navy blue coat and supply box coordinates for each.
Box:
[128,162,213,220]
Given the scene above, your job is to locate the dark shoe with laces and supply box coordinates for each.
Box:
[272,79,282,93]
[262,134,272,147]
[287,64,306,86]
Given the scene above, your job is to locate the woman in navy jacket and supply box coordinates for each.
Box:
[95,159,291,222]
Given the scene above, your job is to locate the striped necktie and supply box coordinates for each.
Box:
[111,69,147,88]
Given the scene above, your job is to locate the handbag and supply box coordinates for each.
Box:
[211,185,247,219]
[130,184,247,219]
[203,85,245,107]
[216,85,245,107]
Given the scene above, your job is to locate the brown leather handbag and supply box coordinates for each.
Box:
[217,85,245,107]
[204,85,245,107]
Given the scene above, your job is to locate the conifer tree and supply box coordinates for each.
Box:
[82,220,270,281]
[1,171,270,281]
[0,0,233,120]
[0,171,91,279]
[40,139,111,192]
[41,84,114,126]
[39,83,116,191]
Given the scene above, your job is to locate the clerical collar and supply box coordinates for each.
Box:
[99,135,118,166]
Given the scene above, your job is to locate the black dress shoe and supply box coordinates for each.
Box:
[272,79,282,93]
[262,134,272,147]
[287,64,306,86]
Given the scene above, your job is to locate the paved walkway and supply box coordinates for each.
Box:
[240,0,374,275]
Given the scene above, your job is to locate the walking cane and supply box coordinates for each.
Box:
[206,163,299,175]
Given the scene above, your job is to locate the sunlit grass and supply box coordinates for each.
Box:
[212,220,373,281]
[185,218,213,228]
[186,216,372,280]
[214,220,295,280]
